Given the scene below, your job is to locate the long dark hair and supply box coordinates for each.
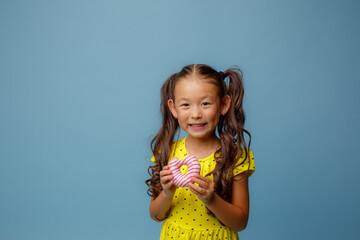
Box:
[146,64,251,203]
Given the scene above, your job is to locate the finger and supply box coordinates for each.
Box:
[189,183,214,203]
[191,176,209,189]
[188,183,206,196]
[163,165,170,170]
[193,175,210,182]
[161,175,174,184]
[160,170,172,177]
[188,184,200,196]
[188,185,199,196]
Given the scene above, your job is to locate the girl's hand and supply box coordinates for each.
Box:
[188,175,215,203]
[160,166,176,198]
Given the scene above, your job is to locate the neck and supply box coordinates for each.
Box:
[185,134,220,158]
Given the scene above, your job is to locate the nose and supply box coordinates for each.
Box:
[191,106,202,119]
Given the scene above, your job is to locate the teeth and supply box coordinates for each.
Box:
[191,124,205,126]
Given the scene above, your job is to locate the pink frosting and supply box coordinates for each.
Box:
[169,155,201,187]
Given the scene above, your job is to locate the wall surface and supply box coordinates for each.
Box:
[1,0,359,239]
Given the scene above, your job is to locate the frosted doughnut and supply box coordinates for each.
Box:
[169,155,201,187]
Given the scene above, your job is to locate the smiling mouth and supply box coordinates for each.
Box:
[189,123,207,129]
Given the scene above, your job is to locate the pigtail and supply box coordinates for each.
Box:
[146,73,179,198]
[225,68,250,156]
[213,67,251,202]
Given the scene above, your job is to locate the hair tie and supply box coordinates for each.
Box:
[219,71,227,80]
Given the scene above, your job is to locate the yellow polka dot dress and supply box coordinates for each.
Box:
[151,138,255,240]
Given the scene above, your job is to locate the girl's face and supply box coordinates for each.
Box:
[168,77,231,142]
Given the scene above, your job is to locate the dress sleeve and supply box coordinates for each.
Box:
[150,155,156,163]
[233,149,255,177]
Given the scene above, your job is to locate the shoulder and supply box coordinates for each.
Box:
[170,137,186,157]
[233,148,255,177]
[150,138,186,163]
[237,148,254,160]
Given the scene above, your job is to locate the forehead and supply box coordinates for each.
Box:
[173,77,219,101]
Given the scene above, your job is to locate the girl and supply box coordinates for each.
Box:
[146,64,255,240]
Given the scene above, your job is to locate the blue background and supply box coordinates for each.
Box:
[1,0,359,239]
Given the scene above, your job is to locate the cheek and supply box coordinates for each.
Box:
[213,115,220,125]
[207,110,220,121]
[177,111,188,122]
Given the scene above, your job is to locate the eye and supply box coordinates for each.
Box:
[201,102,211,106]
[181,103,190,107]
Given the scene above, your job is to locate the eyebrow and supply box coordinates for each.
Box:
[177,95,215,102]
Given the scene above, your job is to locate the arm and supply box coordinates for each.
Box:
[149,166,176,222]
[188,172,250,232]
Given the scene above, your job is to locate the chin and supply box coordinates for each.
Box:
[188,132,210,139]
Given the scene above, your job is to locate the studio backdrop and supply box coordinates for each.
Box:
[1,0,359,239]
